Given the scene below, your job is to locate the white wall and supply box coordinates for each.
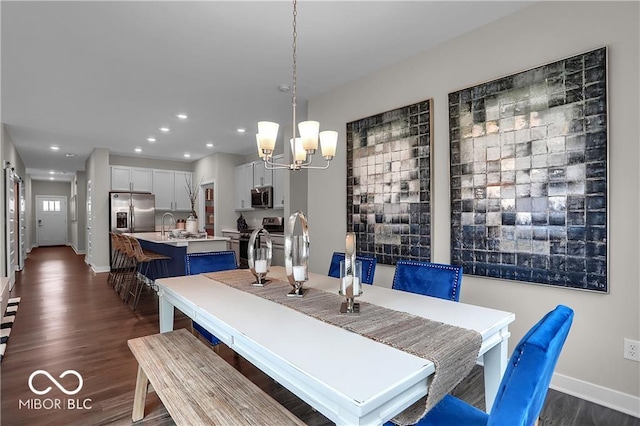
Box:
[109,153,192,172]
[192,152,245,235]
[85,148,110,272]
[307,1,639,416]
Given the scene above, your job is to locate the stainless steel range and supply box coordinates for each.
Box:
[261,217,285,266]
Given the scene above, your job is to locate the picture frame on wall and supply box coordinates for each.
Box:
[346,99,433,265]
[449,47,608,292]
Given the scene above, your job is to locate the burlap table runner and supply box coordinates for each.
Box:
[204,269,482,425]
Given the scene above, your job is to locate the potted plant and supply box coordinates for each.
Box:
[185,175,203,233]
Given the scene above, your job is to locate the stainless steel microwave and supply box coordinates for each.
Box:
[251,186,273,209]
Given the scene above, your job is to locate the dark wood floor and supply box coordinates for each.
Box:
[1,247,638,425]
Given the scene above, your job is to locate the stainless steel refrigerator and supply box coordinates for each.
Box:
[109,192,156,233]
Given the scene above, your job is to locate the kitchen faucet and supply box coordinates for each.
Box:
[161,212,175,237]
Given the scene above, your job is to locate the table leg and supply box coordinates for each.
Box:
[158,291,175,333]
[483,327,509,412]
[132,364,149,421]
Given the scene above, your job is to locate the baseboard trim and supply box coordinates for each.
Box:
[70,245,86,255]
[551,373,640,419]
[91,265,110,274]
[475,359,639,418]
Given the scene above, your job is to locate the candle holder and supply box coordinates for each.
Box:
[339,232,361,313]
[247,228,272,286]
[339,260,362,313]
[285,211,309,297]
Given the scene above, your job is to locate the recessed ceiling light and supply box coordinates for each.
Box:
[49,171,55,175]
[159,127,171,132]
[49,177,54,181]
[50,146,60,151]
[176,113,188,119]
[206,143,214,148]
[65,153,76,157]
[184,153,191,158]
[135,148,142,153]
[147,137,156,143]
[236,128,246,133]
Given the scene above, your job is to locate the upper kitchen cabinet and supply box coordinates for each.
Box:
[272,154,285,209]
[253,162,273,187]
[234,163,254,211]
[111,166,152,192]
[152,169,193,211]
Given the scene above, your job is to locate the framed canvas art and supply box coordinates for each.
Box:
[346,99,433,265]
[449,47,608,291]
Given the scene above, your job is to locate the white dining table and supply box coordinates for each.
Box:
[156,266,514,426]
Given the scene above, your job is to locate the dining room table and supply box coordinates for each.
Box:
[155,266,515,426]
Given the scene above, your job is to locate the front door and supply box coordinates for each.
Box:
[36,195,68,246]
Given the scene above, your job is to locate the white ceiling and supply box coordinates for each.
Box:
[2,1,533,182]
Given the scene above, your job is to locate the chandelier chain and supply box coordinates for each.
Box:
[291,0,298,143]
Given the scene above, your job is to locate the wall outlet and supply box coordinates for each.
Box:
[624,338,640,361]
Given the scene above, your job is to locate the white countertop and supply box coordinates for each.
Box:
[125,232,230,247]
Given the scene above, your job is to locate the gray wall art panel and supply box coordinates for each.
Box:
[346,99,433,265]
[449,47,608,292]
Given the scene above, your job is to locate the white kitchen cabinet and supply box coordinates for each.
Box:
[111,166,152,192]
[152,169,193,211]
[234,163,254,211]
[253,162,273,187]
[222,230,240,267]
[173,171,193,211]
[272,154,285,209]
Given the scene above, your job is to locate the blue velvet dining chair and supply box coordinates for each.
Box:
[327,252,377,284]
[392,260,463,301]
[385,304,574,426]
[185,250,238,347]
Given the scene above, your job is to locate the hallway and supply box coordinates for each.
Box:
[0,246,184,425]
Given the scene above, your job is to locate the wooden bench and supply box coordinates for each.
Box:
[127,328,305,425]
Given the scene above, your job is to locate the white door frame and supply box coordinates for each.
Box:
[17,179,26,271]
[198,178,217,235]
[85,180,92,266]
[4,167,17,290]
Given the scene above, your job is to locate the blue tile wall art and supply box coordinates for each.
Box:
[449,47,608,292]
[346,99,433,265]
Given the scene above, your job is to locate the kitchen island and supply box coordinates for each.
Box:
[125,232,231,278]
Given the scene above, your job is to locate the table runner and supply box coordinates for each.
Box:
[204,269,482,425]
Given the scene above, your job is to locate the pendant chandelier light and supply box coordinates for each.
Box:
[256,0,337,171]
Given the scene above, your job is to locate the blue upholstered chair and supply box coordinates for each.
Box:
[392,260,463,301]
[185,250,238,346]
[385,304,574,426]
[327,252,377,284]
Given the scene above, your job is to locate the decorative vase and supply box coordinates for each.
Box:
[186,213,198,234]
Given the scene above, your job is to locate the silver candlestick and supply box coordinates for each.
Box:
[285,211,309,297]
[339,232,362,313]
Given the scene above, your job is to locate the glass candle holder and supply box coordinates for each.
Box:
[339,259,362,314]
[248,228,272,286]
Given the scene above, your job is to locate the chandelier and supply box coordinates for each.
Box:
[256,0,337,171]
